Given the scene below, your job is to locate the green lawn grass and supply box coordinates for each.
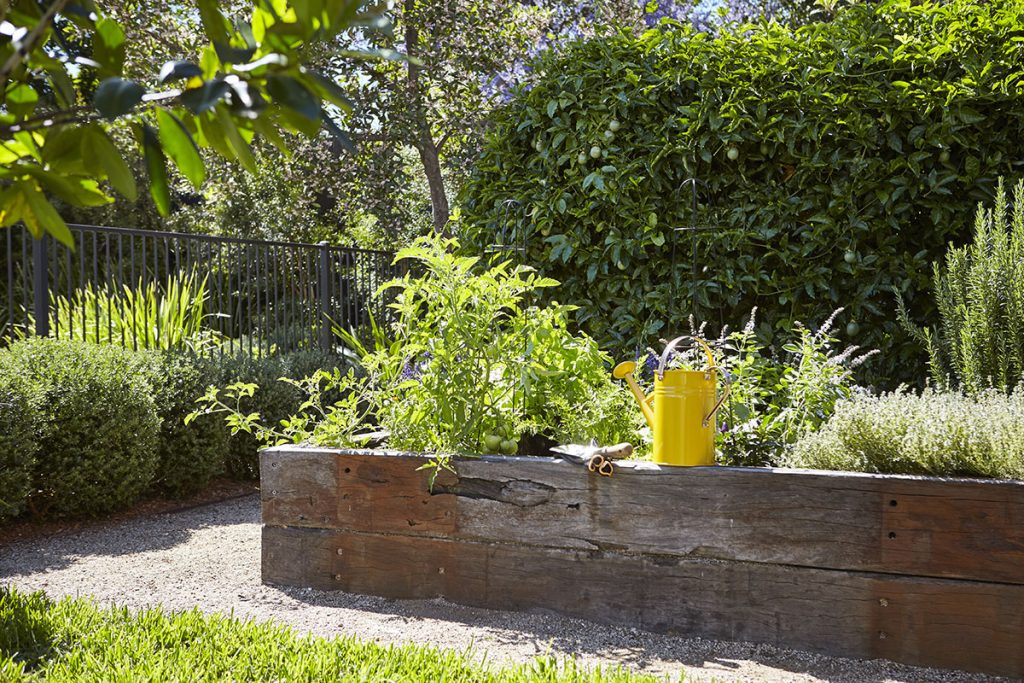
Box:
[0,587,678,682]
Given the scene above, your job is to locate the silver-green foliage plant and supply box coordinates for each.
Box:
[785,389,1024,479]
[902,179,1024,393]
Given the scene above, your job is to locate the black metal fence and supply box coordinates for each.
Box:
[1,223,403,355]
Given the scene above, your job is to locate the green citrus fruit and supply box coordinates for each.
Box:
[844,250,857,264]
[603,129,614,141]
[608,119,621,132]
[577,152,587,164]
[726,147,739,161]
[590,145,601,158]
[939,150,950,163]
[846,321,860,336]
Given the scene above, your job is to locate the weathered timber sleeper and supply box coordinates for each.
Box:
[260,446,1024,678]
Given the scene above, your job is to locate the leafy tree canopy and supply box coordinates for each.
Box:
[0,0,388,247]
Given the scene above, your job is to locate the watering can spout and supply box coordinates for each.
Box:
[613,361,655,431]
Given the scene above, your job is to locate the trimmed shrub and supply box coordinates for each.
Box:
[213,351,350,479]
[0,368,41,522]
[785,389,1024,479]
[2,339,161,519]
[459,0,1024,387]
[144,352,231,498]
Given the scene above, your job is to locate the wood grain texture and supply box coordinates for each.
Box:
[260,447,1024,584]
[262,526,1024,678]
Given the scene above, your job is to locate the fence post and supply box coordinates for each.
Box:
[32,233,49,338]
[317,241,332,352]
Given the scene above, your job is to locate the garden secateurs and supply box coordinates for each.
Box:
[550,442,633,477]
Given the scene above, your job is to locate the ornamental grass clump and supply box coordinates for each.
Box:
[48,271,221,353]
[786,389,1024,479]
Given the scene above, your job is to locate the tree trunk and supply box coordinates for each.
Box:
[404,1,450,234]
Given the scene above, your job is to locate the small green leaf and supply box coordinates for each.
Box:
[196,0,229,46]
[93,78,145,118]
[215,106,257,173]
[7,83,39,118]
[308,70,353,111]
[157,109,205,189]
[19,180,74,248]
[84,127,136,201]
[180,79,230,115]
[158,60,203,84]
[139,124,171,216]
[266,74,320,121]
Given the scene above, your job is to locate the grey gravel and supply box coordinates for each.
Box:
[0,495,1009,683]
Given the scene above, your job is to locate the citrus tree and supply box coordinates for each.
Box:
[0,0,389,247]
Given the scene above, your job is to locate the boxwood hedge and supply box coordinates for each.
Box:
[459,0,1024,386]
[3,339,161,519]
[0,369,40,522]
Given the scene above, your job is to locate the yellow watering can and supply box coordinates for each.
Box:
[613,336,730,466]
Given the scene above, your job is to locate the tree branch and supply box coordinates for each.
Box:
[0,108,101,139]
[0,0,70,97]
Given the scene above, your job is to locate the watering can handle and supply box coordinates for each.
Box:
[703,365,731,428]
[657,335,717,380]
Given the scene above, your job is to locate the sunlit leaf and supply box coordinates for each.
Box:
[157,109,205,189]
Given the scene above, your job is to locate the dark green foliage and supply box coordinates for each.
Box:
[0,368,41,522]
[144,352,230,498]
[459,0,1024,387]
[901,179,1024,394]
[213,351,350,478]
[2,339,161,519]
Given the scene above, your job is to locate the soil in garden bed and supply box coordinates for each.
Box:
[0,477,259,548]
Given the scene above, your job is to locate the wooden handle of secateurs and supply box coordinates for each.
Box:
[594,442,633,459]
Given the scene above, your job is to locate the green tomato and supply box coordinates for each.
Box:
[846,321,860,336]
[726,147,740,161]
[844,250,857,264]
[603,129,614,141]
[939,149,950,163]
[483,434,503,453]
[608,119,621,132]
[759,143,769,156]
[500,439,517,455]
[589,145,602,159]
[577,152,587,164]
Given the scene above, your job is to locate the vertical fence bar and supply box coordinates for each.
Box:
[317,242,331,352]
[32,234,49,338]
[5,228,13,339]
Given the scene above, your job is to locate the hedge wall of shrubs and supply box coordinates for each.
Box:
[0,370,41,522]
[459,0,1024,386]
[2,339,161,519]
[0,339,344,522]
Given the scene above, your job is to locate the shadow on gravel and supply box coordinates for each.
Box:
[271,583,943,683]
[0,495,260,577]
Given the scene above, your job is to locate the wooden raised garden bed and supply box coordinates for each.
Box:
[260,447,1024,678]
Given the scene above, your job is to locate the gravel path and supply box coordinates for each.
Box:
[0,495,1008,683]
